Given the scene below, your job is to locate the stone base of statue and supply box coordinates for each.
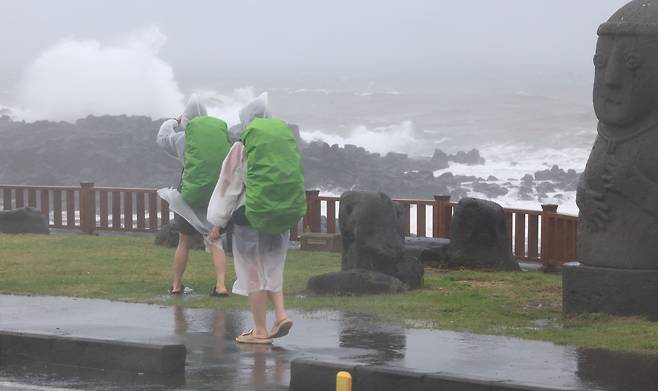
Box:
[563,263,658,321]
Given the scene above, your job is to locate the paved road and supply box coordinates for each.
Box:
[1,294,655,390]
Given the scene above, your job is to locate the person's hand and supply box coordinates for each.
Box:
[209,226,221,242]
[176,115,182,124]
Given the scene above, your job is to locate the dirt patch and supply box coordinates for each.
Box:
[457,280,513,289]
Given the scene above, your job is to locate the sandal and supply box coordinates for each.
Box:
[210,287,229,297]
[235,329,273,345]
[169,285,193,295]
[268,318,293,339]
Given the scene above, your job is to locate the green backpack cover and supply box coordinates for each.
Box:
[181,116,230,208]
[240,118,306,234]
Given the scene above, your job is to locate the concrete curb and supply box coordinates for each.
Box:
[289,358,579,391]
[290,358,362,391]
[0,331,186,377]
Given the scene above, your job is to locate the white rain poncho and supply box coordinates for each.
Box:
[156,94,207,164]
[207,93,289,295]
[156,95,218,247]
[238,92,270,130]
[232,225,289,295]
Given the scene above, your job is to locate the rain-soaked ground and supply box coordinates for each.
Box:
[0,294,657,391]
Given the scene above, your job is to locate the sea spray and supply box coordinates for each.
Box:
[18,26,183,121]
[12,25,258,127]
[300,120,446,156]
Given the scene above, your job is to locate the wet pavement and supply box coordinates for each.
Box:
[0,294,657,391]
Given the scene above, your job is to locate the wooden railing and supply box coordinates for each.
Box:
[303,192,578,266]
[0,184,578,266]
[0,183,170,233]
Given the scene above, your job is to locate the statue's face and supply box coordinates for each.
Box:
[593,35,658,127]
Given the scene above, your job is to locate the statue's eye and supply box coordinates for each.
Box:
[625,54,642,70]
[593,54,606,68]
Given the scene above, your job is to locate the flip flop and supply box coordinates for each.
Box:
[235,329,273,345]
[268,318,293,339]
[169,285,193,295]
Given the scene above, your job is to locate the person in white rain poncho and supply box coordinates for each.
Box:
[156,95,231,297]
[207,93,306,344]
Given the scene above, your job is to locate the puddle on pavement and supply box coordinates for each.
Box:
[0,295,656,391]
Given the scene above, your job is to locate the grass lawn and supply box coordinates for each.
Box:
[1,234,657,356]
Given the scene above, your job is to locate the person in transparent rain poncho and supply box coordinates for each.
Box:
[207,93,299,344]
[156,95,229,297]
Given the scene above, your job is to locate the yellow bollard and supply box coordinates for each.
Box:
[336,371,352,391]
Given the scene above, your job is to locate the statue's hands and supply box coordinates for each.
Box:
[602,158,631,194]
[577,186,610,230]
[587,190,610,230]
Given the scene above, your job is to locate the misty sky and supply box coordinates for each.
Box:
[0,0,629,91]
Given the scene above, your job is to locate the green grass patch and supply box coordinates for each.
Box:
[1,234,656,355]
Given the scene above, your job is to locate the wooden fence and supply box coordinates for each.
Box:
[0,183,169,233]
[0,184,578,266]
[303,191,578,267]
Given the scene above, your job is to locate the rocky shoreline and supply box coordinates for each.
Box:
[0,115,580,201]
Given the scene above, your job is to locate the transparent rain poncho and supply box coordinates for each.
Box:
[238,92,270,130]
[156,94,208,164]
[231,225,289,295]
[157,95,219,249]
[207,92,290,295]
[180,94,207,130]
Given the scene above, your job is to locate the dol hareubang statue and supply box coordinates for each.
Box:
[578,0,658,269]
[566,0,658,320]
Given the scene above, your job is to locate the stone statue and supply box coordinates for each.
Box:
[306,191,424,295]
[338,191,424,288]
[577,0,658,270]
[449,198,520,271]
[339,191,405,273]
[566,0,658,320]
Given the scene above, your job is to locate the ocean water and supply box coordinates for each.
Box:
[270,80,596,215]
[0,74,597,216]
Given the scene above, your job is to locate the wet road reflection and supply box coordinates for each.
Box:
[338,312,406,363]
[0,295,656,390]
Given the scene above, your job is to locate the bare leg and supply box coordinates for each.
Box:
[268,291,288,323]
[209,243,227,293]
[172,233,189,291]
[248,290,269,338]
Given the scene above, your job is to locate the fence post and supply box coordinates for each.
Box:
[433,195,451,238]
[79,182,96,234]
[541,204,558,213]
[304,190,321,233]
[540,204,558,268]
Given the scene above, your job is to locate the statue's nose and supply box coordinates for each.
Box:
[605,46,623,89]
